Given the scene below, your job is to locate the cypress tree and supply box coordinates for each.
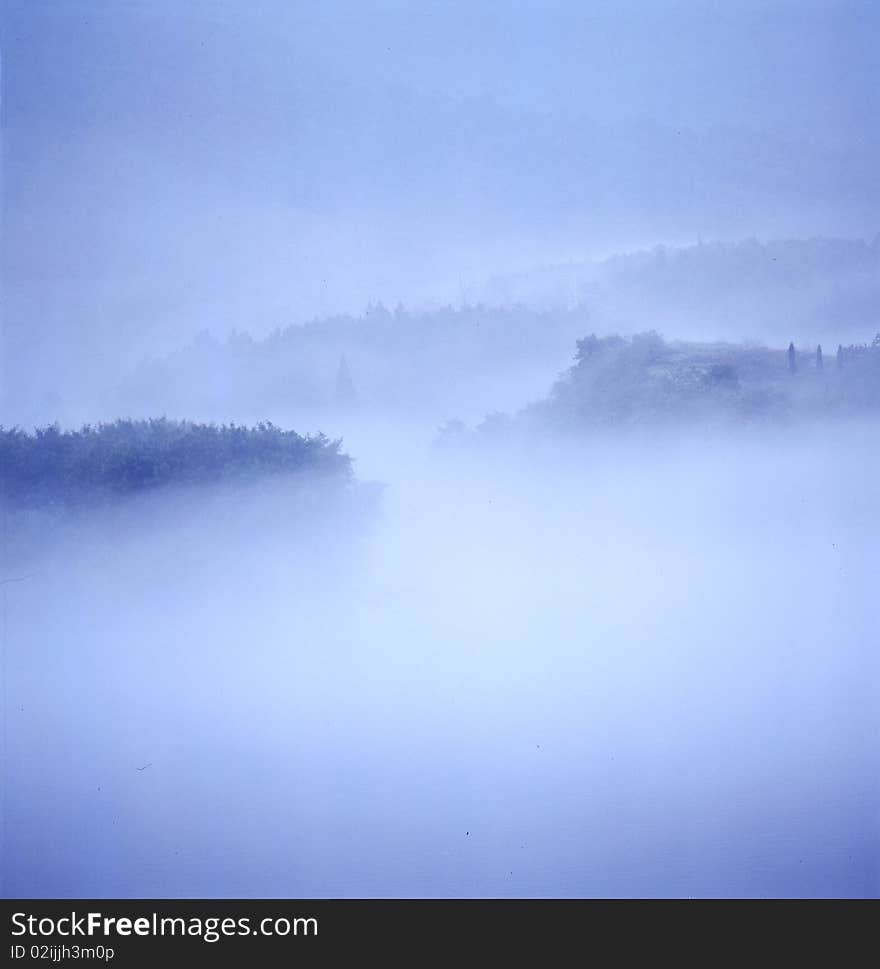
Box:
[335,354,357,407]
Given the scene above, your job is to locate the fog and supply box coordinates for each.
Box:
[2,2,878,900]
[3,416,878,897]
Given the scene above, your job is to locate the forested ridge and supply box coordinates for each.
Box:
[448,331,880,440]
[111,237,880,422]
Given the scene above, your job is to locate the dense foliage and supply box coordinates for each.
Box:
[451,332,880,438]
[0,419,351,507]
[550,331,880,425]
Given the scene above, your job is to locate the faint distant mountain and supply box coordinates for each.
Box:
[476,237,880,344]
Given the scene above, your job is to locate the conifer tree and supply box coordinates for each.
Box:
[335,354,357,407]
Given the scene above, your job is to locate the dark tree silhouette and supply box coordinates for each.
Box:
[334,355,357,408]
[0,419,351,508]
[816,345,823,370]
[788,342,797,374]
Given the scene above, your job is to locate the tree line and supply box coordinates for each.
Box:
[0,419,351,508]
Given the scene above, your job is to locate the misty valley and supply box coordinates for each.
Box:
[3,2,878,903]
[3,321,878,898]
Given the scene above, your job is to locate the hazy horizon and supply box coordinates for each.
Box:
[3,0,879,416]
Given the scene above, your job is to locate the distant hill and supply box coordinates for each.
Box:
[462,330,880,436]
[113,237,880,426]
[116,303,592,422]
[478,237,880,344]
